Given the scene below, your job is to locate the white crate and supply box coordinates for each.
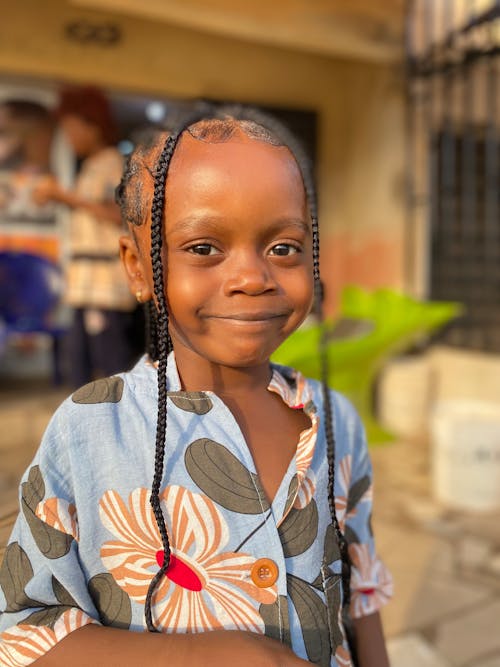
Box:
[431,400,500,511]
[378,356,431,440]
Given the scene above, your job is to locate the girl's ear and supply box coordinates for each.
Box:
[119,234,153,303]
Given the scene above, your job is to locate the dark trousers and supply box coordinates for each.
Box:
[67,307,136,389]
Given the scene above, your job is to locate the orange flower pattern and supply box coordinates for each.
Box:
[293,469,317,510]
[99,485,277,632]
[0,609,94,667]
[269,369,319,514]
[335,454,373,532]
[348,543,394,619]
[335,454,353,529]
[35,498,79,542]
[335,645,354,667]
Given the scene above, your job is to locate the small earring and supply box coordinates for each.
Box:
[136,290,142,303]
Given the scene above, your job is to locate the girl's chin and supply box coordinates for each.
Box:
[170,335,286,369]
[212,351,274,369]
[184,349,275,370]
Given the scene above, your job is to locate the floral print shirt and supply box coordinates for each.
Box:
[0,354,392,667]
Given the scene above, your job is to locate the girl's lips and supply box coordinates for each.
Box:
[205,311,289,321]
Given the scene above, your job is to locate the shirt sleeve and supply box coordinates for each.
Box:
[0,406,100,666]
[332,392,393,620]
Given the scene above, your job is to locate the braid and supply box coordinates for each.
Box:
[144,299,158,362]
[308,184,352,611]
[312,193,351,611]
[145,132,188,631]
[144,110,215,631]
[310,171,352,614]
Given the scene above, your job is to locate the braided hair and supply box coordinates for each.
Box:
[116,106,351,633]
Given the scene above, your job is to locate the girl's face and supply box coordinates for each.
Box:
[126,132,314,370]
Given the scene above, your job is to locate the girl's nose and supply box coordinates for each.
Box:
[223,253,278,296]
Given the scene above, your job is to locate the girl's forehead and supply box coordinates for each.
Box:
[132,130,309,249]
[170,131,301,175]
[166,132,306,206]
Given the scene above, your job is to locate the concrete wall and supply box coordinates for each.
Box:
[0,0,407,313]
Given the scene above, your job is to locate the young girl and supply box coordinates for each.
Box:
[0,108,392,667]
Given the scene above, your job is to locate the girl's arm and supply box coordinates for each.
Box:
[331,393,393,667]
[34,624,312,667]
[353,611,390,667]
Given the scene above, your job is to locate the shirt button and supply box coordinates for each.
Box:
[251,558,279,588]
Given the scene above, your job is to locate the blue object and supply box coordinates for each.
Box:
[0,320,7,358]
[0,251,66,383]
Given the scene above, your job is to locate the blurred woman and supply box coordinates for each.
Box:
[35,85,136,387]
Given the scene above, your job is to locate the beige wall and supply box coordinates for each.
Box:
[0,0,407,312]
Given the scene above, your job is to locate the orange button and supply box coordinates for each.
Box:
[251,558,279,588]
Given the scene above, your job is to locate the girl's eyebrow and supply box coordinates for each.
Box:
[167,216,224,236]
[270,219,311,235]
[167,216,311,237]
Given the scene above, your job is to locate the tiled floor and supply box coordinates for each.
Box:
[370,440,500,667]
[1,380,499,666]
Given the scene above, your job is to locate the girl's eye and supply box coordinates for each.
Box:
[188,244,218,256]
[270,243,300,256]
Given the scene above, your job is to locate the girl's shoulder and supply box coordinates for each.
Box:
[42,356,157,449]
[69,355,157,407]
[21,357,158,502]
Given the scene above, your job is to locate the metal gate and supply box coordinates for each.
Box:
[406,0,500,352]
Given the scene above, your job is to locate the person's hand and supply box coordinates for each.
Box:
[178,630,312,667]
[32,175,64,205]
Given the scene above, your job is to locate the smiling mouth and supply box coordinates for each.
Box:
[206,312,289,322]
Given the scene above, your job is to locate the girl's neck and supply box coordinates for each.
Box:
[173,348,272,398]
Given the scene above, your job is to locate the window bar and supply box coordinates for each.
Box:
[483,7,499,350]
[441,0,456,297]
[404,0,417,294]
[458,0,477,346]
[427,0,441,300]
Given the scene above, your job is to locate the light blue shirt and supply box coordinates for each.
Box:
[0,354,391,666]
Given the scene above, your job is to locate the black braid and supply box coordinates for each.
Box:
[310,178,352,615]
[144,110,216,631]
[313,204,352,613]
[309,193,351,612]
[144,133,177,632]
[144,299,159,362]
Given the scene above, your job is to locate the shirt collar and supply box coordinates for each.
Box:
[148,352,315,417]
